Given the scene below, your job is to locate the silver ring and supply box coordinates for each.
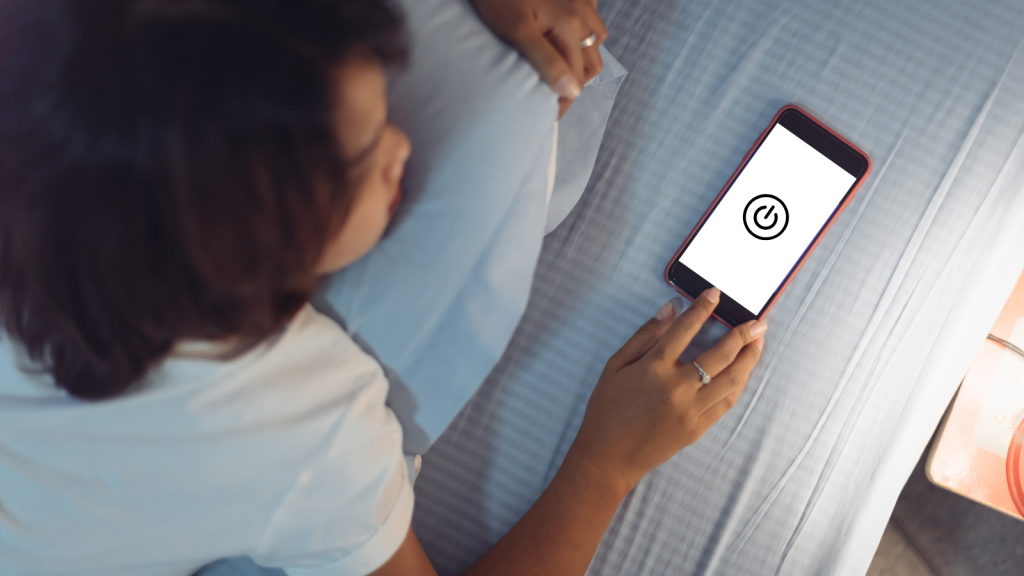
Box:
[692,361,711,385]
[580,33,597,48]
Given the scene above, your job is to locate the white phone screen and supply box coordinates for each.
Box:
[678,124,856,314]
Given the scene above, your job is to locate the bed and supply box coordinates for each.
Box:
[197,0,1024,574]
[404,0,1024,575]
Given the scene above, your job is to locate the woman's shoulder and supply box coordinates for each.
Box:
[0,308,409,575]
[0,303,393,436]
[155,304,391,421]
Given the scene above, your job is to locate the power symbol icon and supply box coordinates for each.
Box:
[743,194,789,240]
[753,205,777,230]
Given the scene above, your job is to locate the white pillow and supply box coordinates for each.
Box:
[547,47,626,234]
[318,0,624,454]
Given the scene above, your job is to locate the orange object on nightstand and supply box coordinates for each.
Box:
[928,271,1024,520]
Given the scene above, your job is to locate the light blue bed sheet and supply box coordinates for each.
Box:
[410,1,1024,575]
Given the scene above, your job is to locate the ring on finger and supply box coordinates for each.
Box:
[692,361,711,385]
[580,32,597,48]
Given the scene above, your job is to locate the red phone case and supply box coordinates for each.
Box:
[663,104,873,327]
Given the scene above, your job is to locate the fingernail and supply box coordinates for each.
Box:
[749,320,767,338]
[555,74,581,99]
[701,287,720,304]
[669,296,684,316]
[654,301,673,321]
[754,337,764,351]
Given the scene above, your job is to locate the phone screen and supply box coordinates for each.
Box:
[676,122,858,315]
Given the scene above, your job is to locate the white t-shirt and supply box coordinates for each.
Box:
[0,305,413,576]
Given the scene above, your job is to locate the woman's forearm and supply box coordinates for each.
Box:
[460,447,632,576]
[374,293,763,576]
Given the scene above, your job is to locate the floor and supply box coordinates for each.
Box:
[866,436,1024,576]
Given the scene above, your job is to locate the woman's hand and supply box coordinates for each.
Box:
[567,288,767,494]
[470,0,607,119]
[372,289,765,576]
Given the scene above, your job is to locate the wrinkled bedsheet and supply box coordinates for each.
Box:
[411,1,1024,575]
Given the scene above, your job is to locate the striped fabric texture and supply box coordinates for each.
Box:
[412,1,1024,575]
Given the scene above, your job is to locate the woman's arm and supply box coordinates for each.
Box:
[371,289,767,576]
[371,451,625,576]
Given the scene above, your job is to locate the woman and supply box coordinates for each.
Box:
[0,1,766,574]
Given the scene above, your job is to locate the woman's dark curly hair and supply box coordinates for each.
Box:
[0,0,406,399]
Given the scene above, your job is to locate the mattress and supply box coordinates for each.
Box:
[410,0,1024,574]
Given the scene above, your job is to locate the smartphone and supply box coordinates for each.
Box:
[664,105,871,327]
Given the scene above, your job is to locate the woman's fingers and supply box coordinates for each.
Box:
[542,0,605,87]
[692,319,766,377]
[581,44,603,81]
[570,0,608,45]
[649,288,720,363]
[509,23,582,99]
[606,299,680,372]
[543,13,586,95]
[694,339,762,412]
[470,0,608,107]
[560,43,602,119]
